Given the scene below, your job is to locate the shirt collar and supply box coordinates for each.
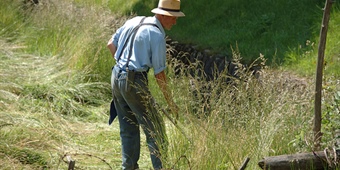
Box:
[153,16,166,37]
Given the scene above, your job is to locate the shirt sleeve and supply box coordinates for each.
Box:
[151,34,167,75]
[112,27,123,47]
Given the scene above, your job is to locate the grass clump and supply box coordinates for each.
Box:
[158,50,320,169]
[0,146,48,169]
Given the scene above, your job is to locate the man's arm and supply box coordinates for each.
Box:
[107,37,117,59]
[155,70,178,115]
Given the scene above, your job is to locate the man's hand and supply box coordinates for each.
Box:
[155,70,178,119]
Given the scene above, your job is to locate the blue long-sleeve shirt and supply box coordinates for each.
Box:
[111,16,166,75]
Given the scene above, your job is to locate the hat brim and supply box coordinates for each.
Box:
[151,8,185,17]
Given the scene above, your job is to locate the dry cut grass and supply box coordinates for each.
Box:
[0,40,135,169]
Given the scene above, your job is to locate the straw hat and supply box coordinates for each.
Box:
[151,0,185,17]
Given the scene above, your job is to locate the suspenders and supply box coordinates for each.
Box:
[116,17,160,72]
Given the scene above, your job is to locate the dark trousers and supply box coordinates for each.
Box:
[111,66,167,170]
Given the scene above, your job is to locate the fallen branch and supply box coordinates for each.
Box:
[258,149,340,170]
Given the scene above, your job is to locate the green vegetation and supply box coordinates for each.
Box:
[0,0,339,169]
[109,0,340,77]
[169,0,321,62]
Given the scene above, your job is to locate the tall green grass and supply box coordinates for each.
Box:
[1,0,127,82]
[159,52,318,169]
[1,0,339,169]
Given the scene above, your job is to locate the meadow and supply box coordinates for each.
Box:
[0,0,339,169]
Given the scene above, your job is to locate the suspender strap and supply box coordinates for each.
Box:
[116,17,160,72]
[125,22,159,71]
[116,17,146,63]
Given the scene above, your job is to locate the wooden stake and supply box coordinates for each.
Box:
[314,0,334,151]
[67,155,75,170]
[238,157,250,170]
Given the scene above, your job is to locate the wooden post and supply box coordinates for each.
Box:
[314,0,334,151]
[238,157,250,170]
[67,155,75,170]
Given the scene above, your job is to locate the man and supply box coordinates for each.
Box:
[106,0,184,169]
